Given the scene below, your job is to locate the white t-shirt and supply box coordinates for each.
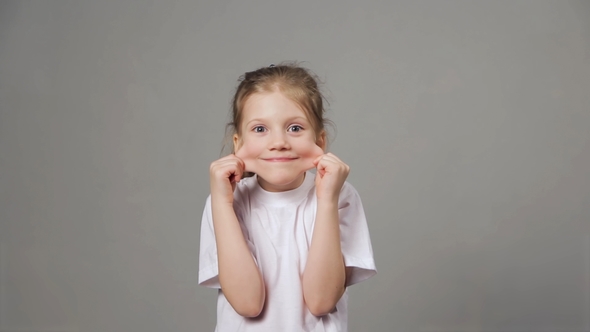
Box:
[198,171,376,332]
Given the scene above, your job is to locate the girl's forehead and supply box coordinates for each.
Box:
[241,91,310,123]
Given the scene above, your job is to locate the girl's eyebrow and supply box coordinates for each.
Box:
[245,118,264,126]
[245,116,309,126]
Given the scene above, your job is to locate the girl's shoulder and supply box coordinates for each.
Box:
[339,180,361,200]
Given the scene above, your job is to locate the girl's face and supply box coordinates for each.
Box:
[234,91,325,192]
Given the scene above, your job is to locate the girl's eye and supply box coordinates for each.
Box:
[288,125,303,132]
[253,126,266,133]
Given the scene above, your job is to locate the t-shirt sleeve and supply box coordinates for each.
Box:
[198,195,221,288]
[338,183,377,286]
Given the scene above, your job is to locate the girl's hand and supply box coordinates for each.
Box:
[209,154,245,205]
[313,153,350,202]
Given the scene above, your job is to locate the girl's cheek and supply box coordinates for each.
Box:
[295,140,324,158]
[239,140,261,156]
[311,144,324,157]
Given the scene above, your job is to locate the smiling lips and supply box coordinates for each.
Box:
[261,157,299,162]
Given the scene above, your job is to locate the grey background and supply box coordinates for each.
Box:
[1,1,589,331]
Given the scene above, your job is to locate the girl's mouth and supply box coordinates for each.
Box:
[262,157,299,162]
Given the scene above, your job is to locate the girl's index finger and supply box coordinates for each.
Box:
[233,153,245,167]
[313,154,324,165]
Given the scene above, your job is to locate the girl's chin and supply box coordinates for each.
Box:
[256,172,305,192]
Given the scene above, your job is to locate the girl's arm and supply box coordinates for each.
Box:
[210,155,265,317]
[212,200,265,317]
[302,152,350,316]
[302,198,348,316]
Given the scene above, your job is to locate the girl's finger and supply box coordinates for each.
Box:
[216,160,244,177]
[326,153,343,162]
[313,154,325,165]
[316,156,338,169]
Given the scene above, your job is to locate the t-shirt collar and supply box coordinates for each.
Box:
[252,171,315,205]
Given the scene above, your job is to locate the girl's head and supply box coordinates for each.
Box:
[227,63,329,153]
[226,63,330,191]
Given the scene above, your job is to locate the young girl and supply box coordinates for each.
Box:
[198,63,376,331]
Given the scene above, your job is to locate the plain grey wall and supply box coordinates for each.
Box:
[1,1,589,331]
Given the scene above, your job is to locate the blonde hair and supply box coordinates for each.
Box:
[223,62,331,154]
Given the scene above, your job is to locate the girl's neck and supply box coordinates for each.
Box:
[256,172,306,192]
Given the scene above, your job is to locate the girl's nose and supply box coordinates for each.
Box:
[269,132,290,150]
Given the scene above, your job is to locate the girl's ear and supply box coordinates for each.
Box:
[316,130,327,151]
[233,134,242,153]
